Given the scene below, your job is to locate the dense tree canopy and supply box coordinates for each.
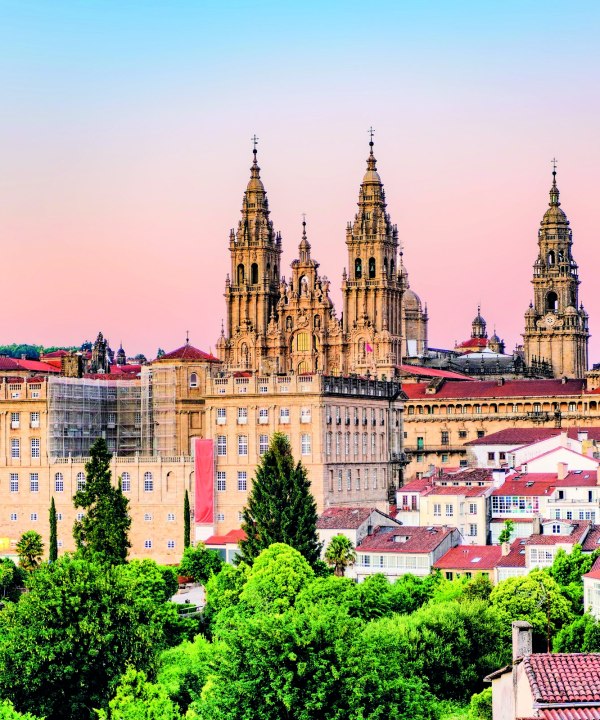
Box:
[238,433,322,567]
[179,543,223,585]
[15,531,43,572]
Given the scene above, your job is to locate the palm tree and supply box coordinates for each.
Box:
[16,531,44,572]
[324,534,356,577]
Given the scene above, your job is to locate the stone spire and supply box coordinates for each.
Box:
[298,217,311,263]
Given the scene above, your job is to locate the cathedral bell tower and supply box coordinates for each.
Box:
[218,140,283,370]
[342,133,403,377]
[523,165,589,378]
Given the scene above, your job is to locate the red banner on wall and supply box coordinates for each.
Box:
[194,438,214,524]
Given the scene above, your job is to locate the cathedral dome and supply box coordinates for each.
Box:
[403,288,423,312]
[362,142,381,184]
[542,204,567,224]
[564,305,578,316]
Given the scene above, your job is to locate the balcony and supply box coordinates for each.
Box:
[526,411,550,423]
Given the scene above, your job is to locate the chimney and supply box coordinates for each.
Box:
[501,541,511,556]
[557,462,568,481]
[532,515,542,535]
[512,621,533,661]
[560,431,569,448]
[578,430,589,442]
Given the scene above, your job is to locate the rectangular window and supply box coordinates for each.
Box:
[10,412,20,428]
[259,434,269,455]
[566,511,573,520]
[217,471,226,491]
[167,540,175,549]
[10,474,19,493]
[30,473,39,493]
[216,512,225,522]
[121,474,131,492]
[345,433,350,457]
[31,438,40,459]
[167,513,176,521]
[373,469,378,490]
[279,408,290,424]
[217,435,227,456]
[441,431,449,445]
[11,439,20,459]
[326,433,332,456]
[338,470,343,492]
[238,435,248,456]
[433,503,441,517]
[347,470,352,491]
[301,433,311,455]
[30,513,38,522]
[238,471,247,491]
[259,385,268,393]
[364,468,369,490]
[477,431,485,438]
[353,433,359,457]
[258,408,269,424]
[30,412,40,428]
[488,452,495,461]
[459,459,469,467]
[469,503,477,514]
[335,433,341,457]
[10,513,17,521]
[356,470,361,491]
[300,407,311,423]
[144,540,152,549]
[144,513,153,521]
[55,478,64,492]
[237,407,248,424]
[468,524,477,537]
[216,408,226,424]
[442,453,449,463]
[445,504,454,517]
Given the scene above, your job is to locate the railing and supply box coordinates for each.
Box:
[51,454,192,465]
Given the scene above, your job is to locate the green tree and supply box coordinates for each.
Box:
[0,558,24,605]
[183,490,191,549]
[73,438,131,565]
[324,534,356,577]
[49,497,58,563]
[553,613,600,652]
[15,531,43,572]
[0,700,41,720]
[498,519,514,544]
[469,687,492,720]
[0,556,178,720]
[238,433,322,567]
[97,667,182,720]
[179,543,223,585]
[490,569,573,650]
[157,635,216,714]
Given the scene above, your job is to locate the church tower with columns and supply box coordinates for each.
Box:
[217,141,283,370]
[523,165,589,378]
[341,134,404,377]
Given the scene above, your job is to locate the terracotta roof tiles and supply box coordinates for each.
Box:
[317,507,380,530]
[467,427,600,446]
[357,525,455,554]
[157,344,221,363]
[524,653,600,704]
[402,378,585,401]
[433,545,502,570]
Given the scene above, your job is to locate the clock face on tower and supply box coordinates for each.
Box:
[544,313,557,327]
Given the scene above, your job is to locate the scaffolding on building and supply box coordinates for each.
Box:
[48,377,143,458]
[141,365,177,457]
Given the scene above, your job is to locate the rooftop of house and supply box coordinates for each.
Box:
[491,478,556,497]
[466,427,600,446]
[204,529,246,546]
[317,507,387,530]
[582,527,600,552]
[525,653,600,704]
[495,538,528,568]
[525,521,590,546]
[423,485,490,497]
[402,378,586,401]
[155,343,221,363]
[583,556,600,581]
[536,709,600,719]
[0,356,60,374]
[396,364,472,381]
[401,468,496,494]
[433,545,502,571]
[357,525,455,554]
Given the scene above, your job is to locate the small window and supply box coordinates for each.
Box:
[144,513,153,521]
[29,473,39,493]
[144,540,153,549]
[167,540,176,549]
[11,439,20,459]
[55,473,64,493]
[217,435,227,456]
[10,513,17,522]
[144,472,154,492]
[355,258,362,279]
[30,513,38,522]
[238,471,247,491]
[259,434,269,455]
[121,472,131,492]
[76,472,86,491]
[216,512,225,522]
[238,435,248,456]
[217,472,227,491]
[30,438,40,459]
[301,434,311,455]
[189,372,198,388]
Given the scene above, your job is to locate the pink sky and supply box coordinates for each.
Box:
[2,2,599,363]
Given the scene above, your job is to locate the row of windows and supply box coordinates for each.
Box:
[356,554,429,569]
[216,471,247,492]
[326,432,386,459]
[9,412,41,427]
[7,471,155,493]
[326,407,390,426]
[329,467,386,493]
[217,407,312,423]
[9,438,41,459]
[552,509,596,522]
[432,502,479,517]
[491,496,540,514]
[407,402,582,415]
[216,434,311,457]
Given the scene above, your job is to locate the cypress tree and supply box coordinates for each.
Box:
[238,432,322,567]
[73,438,131,565]
[49,497,58,562]
[184,489,191,548]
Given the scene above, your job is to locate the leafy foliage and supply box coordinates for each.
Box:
[15,531,43,572]
[179,544,223,585]
[469,687,492,720]
[0,559,24,605]
[96,668,181,720]
[324,534,356,577]
[0,700,41,720]
[0,556,181,720]
[48,498,57,563]
[498,519,514,544]
[553,612,600,652]
[183,491,191,549]
[238,433,322,567]
[73,438,131,565]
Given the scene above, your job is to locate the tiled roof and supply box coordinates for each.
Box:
[399,476,434,492]
[317,507,379,530]
[396,364,472,381]
[524,653,600,704]
[456,337,488,349]
[424,485,490,497]
[582,527,600,553]
[496,538,527,568]
[523,446,599,469]
[156,344,221,363]
[583,555,600,581]
[204,529,246,545]
[433,545,502,570]
[402,468,495,493]
[41,350,71,358]
[402,378,586,401]
[357,525,455,554]
[526,521,590,546]
[467,427,600,446]
[492,479,555,497]
[82,373,139,381]
[538,710,600,720]
[0,357,60,373]
[26,376,45,384]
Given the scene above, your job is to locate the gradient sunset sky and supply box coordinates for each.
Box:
[2,1,599,361]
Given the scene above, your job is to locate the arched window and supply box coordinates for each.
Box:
[144,472,154,492]
[368,257,376,278]
[296,332,310,352]
[76,472,86,491]
[546,291,558,311]
[286,316,293,331]
[355,258,362,279]
[558,250,564,262]
[300,275,309,295]
[390,259,395,277]
[237,264,245,284]
[383,258,388,276]
[298,360,309,374]
[314,315,321,330]
[251,263,259,284]
[189,372,198,388]
[547,251,555,266]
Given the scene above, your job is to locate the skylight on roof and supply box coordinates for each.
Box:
[471,557,481,563]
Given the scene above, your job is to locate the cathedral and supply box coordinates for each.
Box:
[216,139,428,379]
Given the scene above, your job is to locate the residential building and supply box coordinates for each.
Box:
[583,556,600,619]
[433,544,502,582]
[316,506,400,551]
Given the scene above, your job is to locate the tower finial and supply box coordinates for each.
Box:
[549,157,560,205]
[301,212,307,238]
[368,126,375,152]
[185,330,189,345]
[251,134,259,162]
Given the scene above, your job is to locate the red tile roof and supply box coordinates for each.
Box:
[433,545,502,570]
[582,527,600,553]
[492,479,555,497]
[539,710,600,720]
[0,357,60,373]
[41,350,71,358]
[456,337,489,349]
[399,476,434,492]
[526,521,590,546]
[396,364,472,381]
[424,485,490,497]
[317,507,383,530]
[496,538,528,568]
[583,555,600,581]
[524,653,600,704]
[467,427,600,446]
[402,378,585,401]
[157,344,221,363]
[357,525,455,554]
[402,468,496,493]
[204,529,246,545]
